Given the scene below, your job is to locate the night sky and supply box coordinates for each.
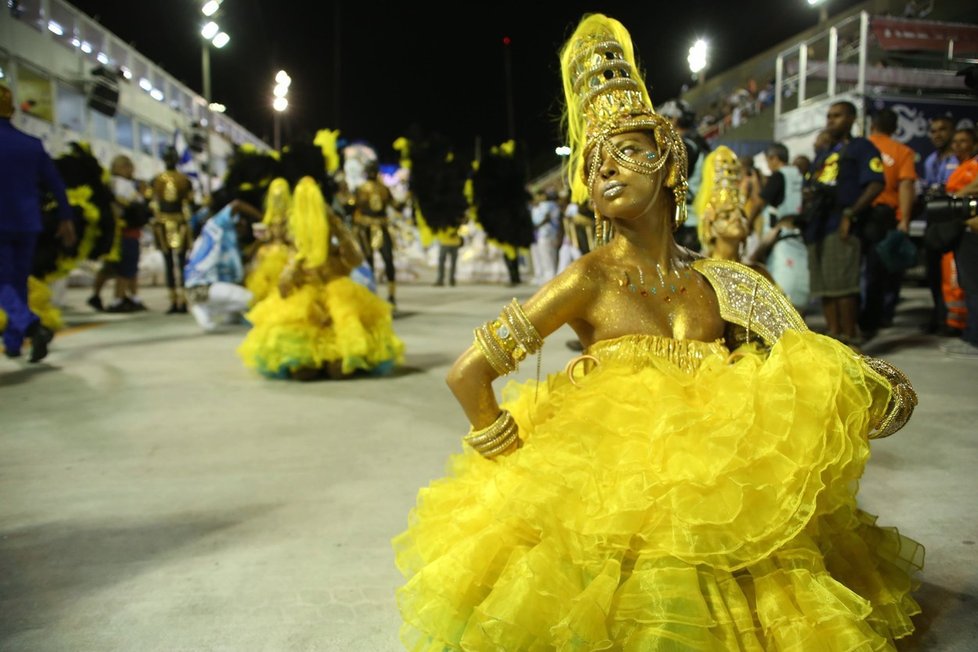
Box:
[71,0,863,173]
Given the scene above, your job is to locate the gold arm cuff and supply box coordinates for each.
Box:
[473,299,543,377]
[463,410,520,458]
[863,356,918,439]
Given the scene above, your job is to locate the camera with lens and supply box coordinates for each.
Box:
[923,194,978,252]
[925,194,978,223]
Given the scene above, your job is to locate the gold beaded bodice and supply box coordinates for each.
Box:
[585,334,727,374]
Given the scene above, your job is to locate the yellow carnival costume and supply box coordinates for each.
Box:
[244,178,293,304]
[695,146,750,258]
[237,177,403,378]
[394,14,921,651]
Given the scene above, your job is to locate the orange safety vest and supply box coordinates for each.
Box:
[943,252,967,330]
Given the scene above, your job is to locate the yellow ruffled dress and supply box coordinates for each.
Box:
[393,330,922,651]
[238,276,403,378]
[244,242,291,304]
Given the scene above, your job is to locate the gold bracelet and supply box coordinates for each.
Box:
[463,410,520,458]
[473,299,543,377]
[863,356,918,439]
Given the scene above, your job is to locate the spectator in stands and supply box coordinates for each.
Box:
[746,143,809,309]
[921,115,958,334]
[941,128,978,357]
[863,108,917,339]
[660,100,709,252]
[806,101,884,347]
[923,116,957,195]
[793,155,813,182]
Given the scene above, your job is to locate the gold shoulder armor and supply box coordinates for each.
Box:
[861,356,918,439]
[692,259,807,346]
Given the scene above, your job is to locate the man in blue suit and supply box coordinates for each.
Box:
[0,83,76,361]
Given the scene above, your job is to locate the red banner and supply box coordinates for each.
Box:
[871,17,978,54]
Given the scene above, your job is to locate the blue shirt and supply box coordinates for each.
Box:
[0,118,73,233]
[184,205,243,287]
[922,150,957,194]
[808,137,884,240]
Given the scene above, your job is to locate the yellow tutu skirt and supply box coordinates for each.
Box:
[245,243,290,305]
[0,276,64,333]
[238,276,404,378]
[393,330,922,651]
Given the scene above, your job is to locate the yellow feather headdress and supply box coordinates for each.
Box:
[290,177,329,268]
[263,177,292,227]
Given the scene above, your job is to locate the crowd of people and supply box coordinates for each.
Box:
[524,97,978,357]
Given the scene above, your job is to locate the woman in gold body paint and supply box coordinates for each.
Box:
[394,14,921,651]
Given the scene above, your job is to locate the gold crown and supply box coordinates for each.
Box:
[568,35,657,143]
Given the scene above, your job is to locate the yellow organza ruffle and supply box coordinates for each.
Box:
[244,243,290,305]
[238,276,403,377]
[0,276,64,333]
[393,330,922,651]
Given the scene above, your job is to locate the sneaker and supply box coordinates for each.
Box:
[4,348,21,359]
[939,339,978,358]
[105,300,131,313]
[87,295,104,311]
[28,324,54,363]
[129,299,148,312]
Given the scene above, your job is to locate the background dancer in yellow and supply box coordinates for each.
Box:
[244,178,293,304]
[238,177,403,380]
[394,13,921,650]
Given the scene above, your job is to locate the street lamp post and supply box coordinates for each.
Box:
[808,0,829,24]
[688,38,709,87]
[272,70,290,151]
[502,36,515,141]
[199,2,229,199]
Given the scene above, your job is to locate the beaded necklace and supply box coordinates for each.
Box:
[620,263,694,302]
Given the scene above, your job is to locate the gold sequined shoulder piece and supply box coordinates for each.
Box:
[692,259,807,346]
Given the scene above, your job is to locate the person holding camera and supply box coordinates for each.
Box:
[940,128,978,357]
[921,116,959,335]
[805,101,884,346]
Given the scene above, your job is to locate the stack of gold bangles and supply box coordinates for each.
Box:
[463,410,520,459]
[474,299,544,376]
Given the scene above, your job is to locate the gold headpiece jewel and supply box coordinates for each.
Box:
[559,14,688,238]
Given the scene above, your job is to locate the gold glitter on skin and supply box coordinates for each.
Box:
[446,129,724,431]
